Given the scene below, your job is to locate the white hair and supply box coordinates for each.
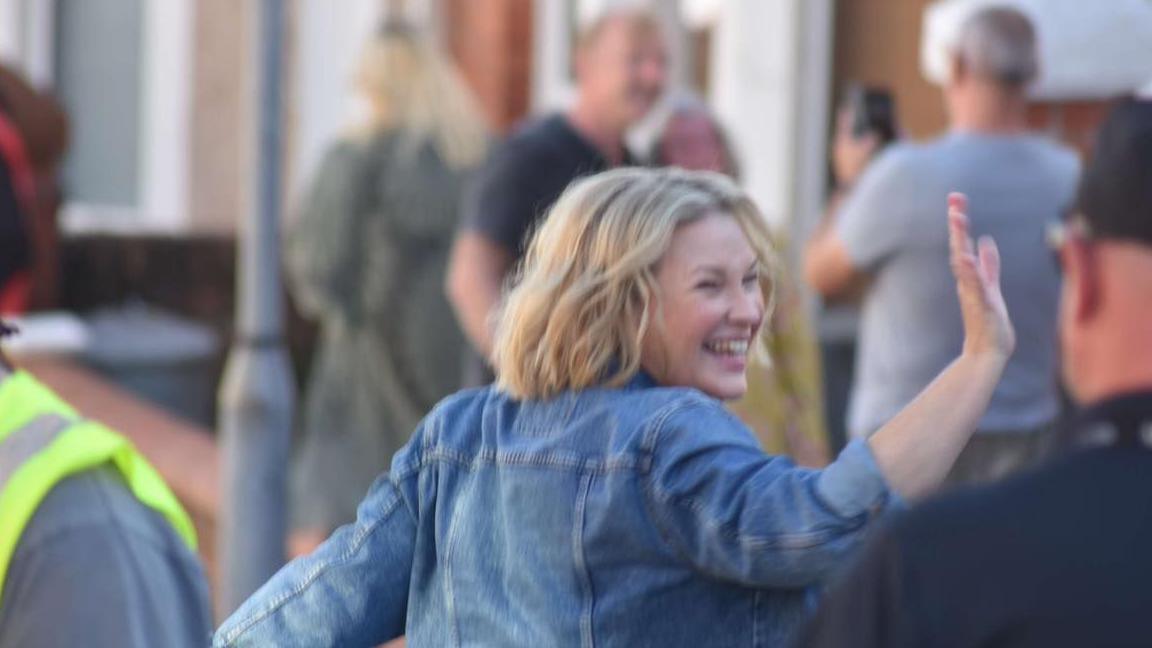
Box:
[954,5,1039,86]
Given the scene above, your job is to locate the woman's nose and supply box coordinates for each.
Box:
[728,287,763,326]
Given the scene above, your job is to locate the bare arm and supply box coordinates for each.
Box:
[446,232,513,358]
[868,194,1015,499]
[805,110,881,299]
[804,188,869,299]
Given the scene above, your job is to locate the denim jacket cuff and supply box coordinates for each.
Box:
[815,439,899,518]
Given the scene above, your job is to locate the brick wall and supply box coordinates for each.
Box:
[443,0,534,133]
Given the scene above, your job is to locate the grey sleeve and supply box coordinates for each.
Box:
[0,514,213,648]
[834,146,919,270]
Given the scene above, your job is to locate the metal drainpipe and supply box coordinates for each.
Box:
[217,0,296,618]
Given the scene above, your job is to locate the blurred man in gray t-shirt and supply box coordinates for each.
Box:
[806,7,1079,484]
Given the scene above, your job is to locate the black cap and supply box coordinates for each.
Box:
[1075,98,1152,246]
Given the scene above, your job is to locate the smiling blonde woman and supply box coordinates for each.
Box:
[217,168,1013,647]
[494,168,775,401]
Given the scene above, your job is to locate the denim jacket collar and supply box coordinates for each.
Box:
[623,369,659,391]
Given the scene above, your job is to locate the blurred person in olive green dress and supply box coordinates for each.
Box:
[285,22,490,555]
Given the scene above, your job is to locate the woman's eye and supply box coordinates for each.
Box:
[694,281,721,291]
[742,274,759,287]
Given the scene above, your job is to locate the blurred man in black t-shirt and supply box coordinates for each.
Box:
[446,7,667,374]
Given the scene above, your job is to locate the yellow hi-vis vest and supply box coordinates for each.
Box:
[0,371,197,606]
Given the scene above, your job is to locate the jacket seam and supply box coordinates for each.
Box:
[443,479,467,647]
[573,471,597,648]
[637,398,721,569]
[665,492,866,550]
[420,447,643,473]
[752,590,762,648]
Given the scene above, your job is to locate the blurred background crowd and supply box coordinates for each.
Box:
[1,0,1151,642]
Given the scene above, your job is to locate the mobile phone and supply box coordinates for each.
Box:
[845,84,898,146]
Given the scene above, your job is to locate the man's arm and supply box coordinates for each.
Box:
[446,232,514,358]
[804,110,882,299]
[804,187,870,299]
[448,133,543,360]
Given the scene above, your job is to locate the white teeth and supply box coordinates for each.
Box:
[705,340,749,355]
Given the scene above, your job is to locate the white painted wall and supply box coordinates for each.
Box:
[290,0,381,198]
[0,0,56,90]
[291,0,446,196]
[709,0,834,276]
[711,0,800,231]
[139,0,192,231]
[20,0,55,88]
[0,0,20,65]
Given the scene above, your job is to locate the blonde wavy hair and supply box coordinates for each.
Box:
[354,23,488,169]
[493,168,778,400]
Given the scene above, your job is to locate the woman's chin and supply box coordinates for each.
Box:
[697,377,748,401]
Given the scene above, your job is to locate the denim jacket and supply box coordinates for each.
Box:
[214,374,894,647]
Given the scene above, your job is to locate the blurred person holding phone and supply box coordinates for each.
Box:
[801,97,1152,648]
[805,6,1080,486]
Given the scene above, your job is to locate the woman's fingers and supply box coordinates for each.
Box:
[948,194,974,254]
[948,193,978,285]
[977,236,1000,287]
[945,191,1015,359]
[947,192,967,210]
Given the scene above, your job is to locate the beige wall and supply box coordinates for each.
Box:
[189,0,256,234]
[833,0,947,140]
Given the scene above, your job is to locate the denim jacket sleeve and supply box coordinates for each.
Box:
[212,438,423,647]
[642,397,894,589]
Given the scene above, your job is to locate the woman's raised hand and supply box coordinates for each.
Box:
[948,193,1015,361]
